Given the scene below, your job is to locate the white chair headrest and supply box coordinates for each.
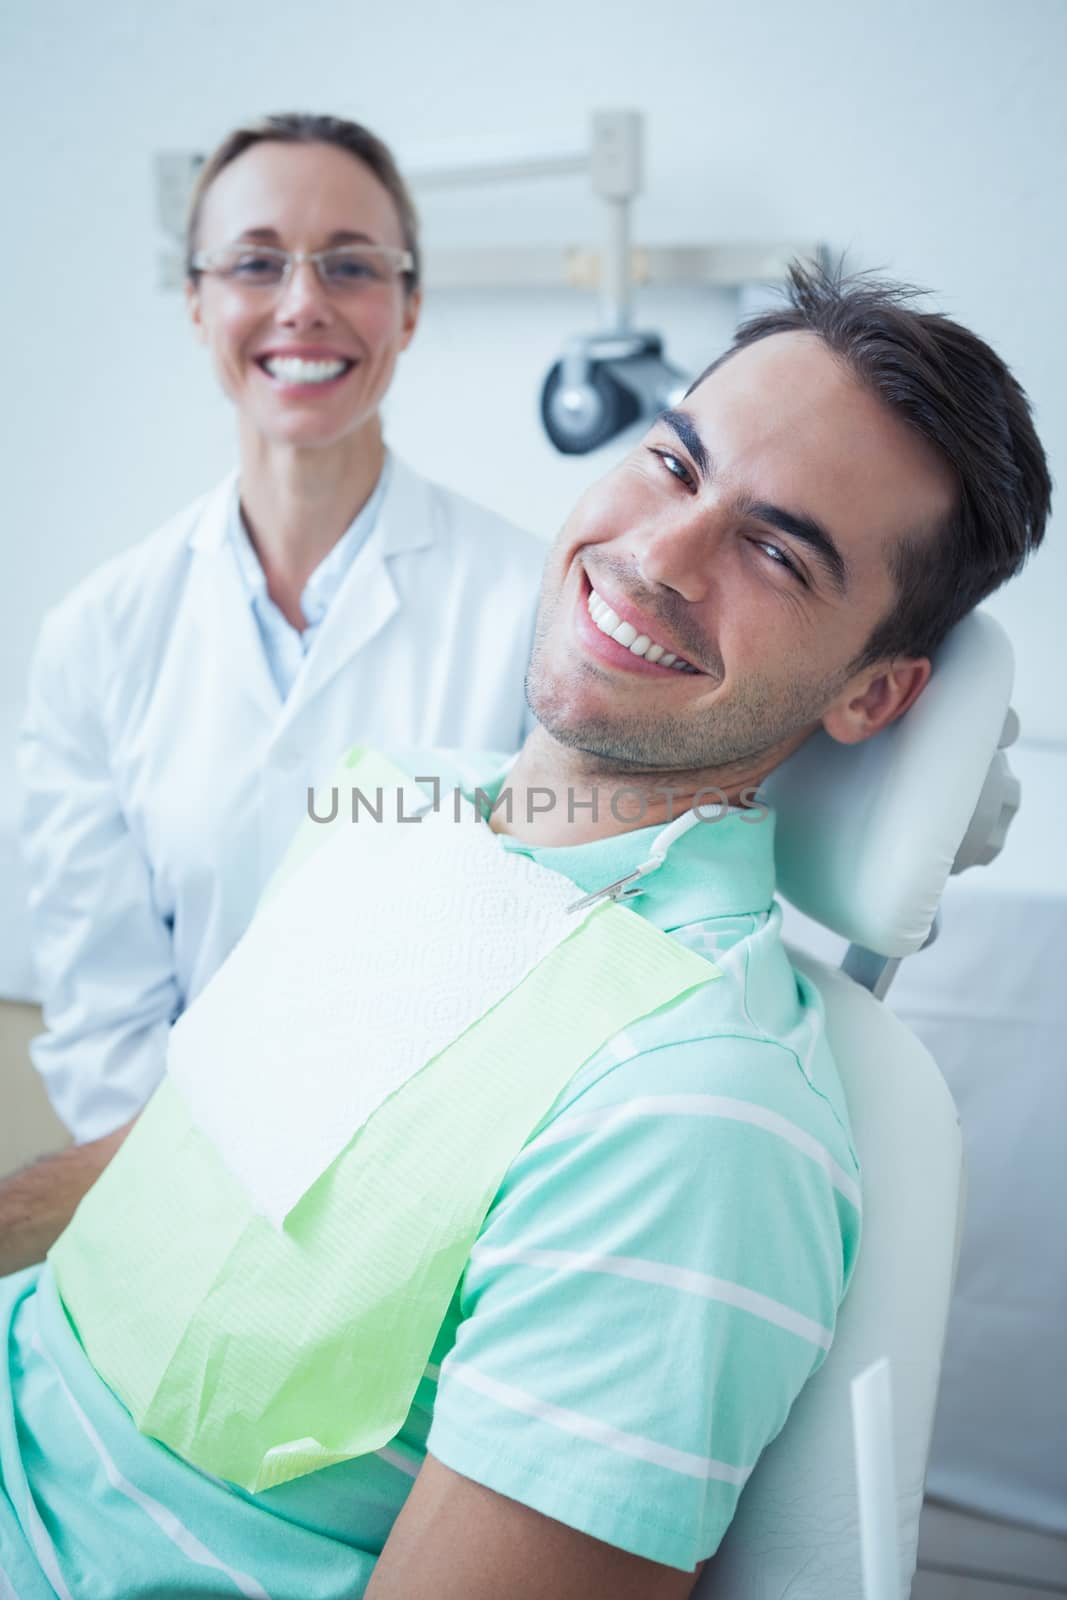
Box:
[760,611,1016,957]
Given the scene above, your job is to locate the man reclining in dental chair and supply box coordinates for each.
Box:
[0,264,1050,1600]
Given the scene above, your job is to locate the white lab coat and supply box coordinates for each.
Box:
[17,456,546,1142]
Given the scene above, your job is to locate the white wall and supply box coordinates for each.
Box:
[2,0,1065,775]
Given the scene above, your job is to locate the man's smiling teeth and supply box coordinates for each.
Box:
[263,356,351,384]
[586,587,699,671]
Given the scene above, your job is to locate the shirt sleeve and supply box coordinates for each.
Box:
[426,1032,861,1574]
[16,603,182,1143]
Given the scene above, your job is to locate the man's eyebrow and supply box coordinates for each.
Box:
[658,408,711,479]
[744,500,849,594]
[657,407,849,595]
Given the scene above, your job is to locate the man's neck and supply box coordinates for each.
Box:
[236,420,386,626]
[489,726,777,847]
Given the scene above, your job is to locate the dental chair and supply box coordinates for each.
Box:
[693,609,1019,1600]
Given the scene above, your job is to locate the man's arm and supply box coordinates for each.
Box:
[366,1453,707,1600]
[0,1117,134,1276]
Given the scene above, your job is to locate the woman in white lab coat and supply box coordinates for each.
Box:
[17,113,546,1144]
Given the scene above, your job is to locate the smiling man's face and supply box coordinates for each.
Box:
[526,330,959,779]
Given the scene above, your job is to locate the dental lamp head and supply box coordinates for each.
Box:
[540,331,690,455]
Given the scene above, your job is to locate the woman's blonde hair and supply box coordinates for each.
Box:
[185,111,421,294]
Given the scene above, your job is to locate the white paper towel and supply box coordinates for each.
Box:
[166,796,592,1228]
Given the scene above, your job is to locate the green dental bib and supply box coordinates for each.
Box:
[50,749,719,1492]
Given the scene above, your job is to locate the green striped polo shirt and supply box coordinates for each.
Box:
[0,746,860,1595]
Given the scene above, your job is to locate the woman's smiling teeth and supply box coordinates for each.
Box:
[586,586,700,672]
[261,356,352,384]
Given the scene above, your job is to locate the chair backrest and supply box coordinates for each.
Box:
[693,951,964,1598]
[695,611,1014,1596]
[760,609,1016,959]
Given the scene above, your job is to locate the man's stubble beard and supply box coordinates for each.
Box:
[524,600,851,774]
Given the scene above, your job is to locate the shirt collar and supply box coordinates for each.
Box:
[450,752,777,931]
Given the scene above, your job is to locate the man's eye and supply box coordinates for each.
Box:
[649,448,693,487]
[757,542,806,585]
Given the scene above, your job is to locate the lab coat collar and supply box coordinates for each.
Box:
[185,454,433,558]
[275,456,437,729]
[187,470,239,553]
[182,471,280,723]
[182,455,437,733]
[370,454,436,557]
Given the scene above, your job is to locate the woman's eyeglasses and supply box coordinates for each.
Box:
[190,244,415,294]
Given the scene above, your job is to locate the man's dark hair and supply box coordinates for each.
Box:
[687,260,1052,671]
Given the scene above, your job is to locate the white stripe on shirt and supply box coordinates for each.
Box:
[20,1488,73,1600]
[468,1242,834,1349]
[442,1360,753,1484]
[375,1444,421,1479]
[529,1092,861,1209]
[32,1332,272,1600]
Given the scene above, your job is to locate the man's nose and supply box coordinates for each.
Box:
[635,503,722,603]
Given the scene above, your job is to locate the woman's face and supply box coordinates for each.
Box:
[186,140,420,451]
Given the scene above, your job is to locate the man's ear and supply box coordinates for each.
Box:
[822,656,932,746]
[185,277,207,345]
